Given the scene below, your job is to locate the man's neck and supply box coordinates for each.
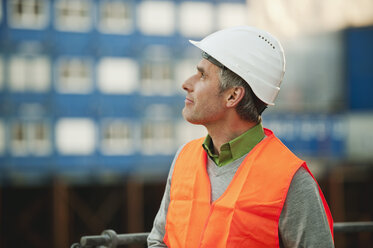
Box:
[205,118,257,155]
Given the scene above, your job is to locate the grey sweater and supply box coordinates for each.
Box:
[148,146,334,248]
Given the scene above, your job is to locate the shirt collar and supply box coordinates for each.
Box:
[202,123,265,167]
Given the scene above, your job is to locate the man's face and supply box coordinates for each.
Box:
[181,59,227,126]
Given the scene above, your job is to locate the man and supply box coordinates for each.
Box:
[148,26,334,248]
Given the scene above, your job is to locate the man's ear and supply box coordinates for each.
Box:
[226,86,245,108]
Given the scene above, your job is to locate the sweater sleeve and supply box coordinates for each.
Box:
[279,166,334,248]
[147,145,184,248]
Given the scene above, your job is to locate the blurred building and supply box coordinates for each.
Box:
[0,0,373,182]
[1,0,250,183]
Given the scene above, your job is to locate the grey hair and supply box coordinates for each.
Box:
[219,68,266,123]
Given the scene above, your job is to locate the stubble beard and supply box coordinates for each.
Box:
[182,104,221,126]
[182,106,199,124]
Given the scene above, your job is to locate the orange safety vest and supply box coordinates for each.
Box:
[164,128,333,248]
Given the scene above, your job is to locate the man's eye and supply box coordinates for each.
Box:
[200,73,205,79]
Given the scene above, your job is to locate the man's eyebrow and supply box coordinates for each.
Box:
[197,66,205,73]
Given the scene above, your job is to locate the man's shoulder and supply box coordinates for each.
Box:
[263,132,303,161]
[178,137,206,153]
[185,137,205,145]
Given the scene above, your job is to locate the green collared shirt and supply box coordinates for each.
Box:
[202,123,265,167]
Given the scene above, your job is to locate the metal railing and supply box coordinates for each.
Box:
[333,221,373,233]
[71,230,149,248]
[71,222,373,248]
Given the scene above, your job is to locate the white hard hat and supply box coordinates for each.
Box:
[189,26,285,106]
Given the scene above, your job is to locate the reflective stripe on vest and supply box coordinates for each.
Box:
[164,128,333,248]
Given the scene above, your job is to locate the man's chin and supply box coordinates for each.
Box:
[184,117,202,125]
[182,112,200,125]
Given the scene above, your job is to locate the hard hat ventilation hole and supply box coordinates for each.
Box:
[258,35,276,49]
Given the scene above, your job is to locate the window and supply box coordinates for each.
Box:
[98,57,138,94]
[9,55,51,92]
[8,0,48,29]
[0,120,5,155]
[347,114,373,160]
[55,0,92,32]
[29,121,51,156]
[141,61,173,95]
[0,1,2,24]
[141,121,174,155]
[137,1,175,36]
[10,119,51,156]
[141,104,174,155]
[0,57,3,90]
[217,3,248,29]
[56,118,96,155]
[99,0,133,34]
[57,57,93,94]
[11,121,28,156]
[101,119,135,155]
[179,1,214,37]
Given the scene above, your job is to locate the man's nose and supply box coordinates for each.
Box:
[182,75,194,92]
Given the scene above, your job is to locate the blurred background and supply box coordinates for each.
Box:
[0,0,372,247]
